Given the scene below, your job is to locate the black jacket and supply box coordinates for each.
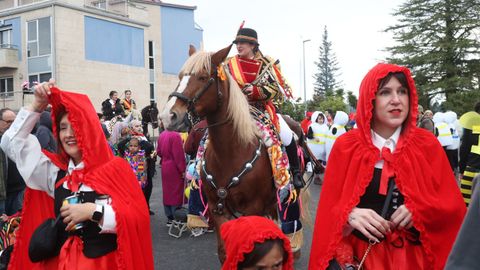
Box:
[101,99,124,121]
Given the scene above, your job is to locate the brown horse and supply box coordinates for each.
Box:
[160,46,277,262]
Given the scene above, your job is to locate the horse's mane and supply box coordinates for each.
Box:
[180,52,212,76]
[125,109,142,123]
[180,51,259,145]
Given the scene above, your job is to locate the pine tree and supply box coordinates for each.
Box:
[313,26,341,100]
[385,0,480,110]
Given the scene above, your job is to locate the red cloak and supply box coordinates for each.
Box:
[9,87,154,270]
[308,64,466,269]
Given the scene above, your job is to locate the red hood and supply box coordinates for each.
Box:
[356,63,418,148]
[9,87,153,270]
[221,216,293,270]
[309,63,465,270]
[46,87,113,170]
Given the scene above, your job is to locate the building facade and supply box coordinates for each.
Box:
[0,0,202,112]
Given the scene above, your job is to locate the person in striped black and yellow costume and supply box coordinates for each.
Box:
[459,102,480,206]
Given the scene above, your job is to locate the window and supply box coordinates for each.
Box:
[148,41,154,70]
[27,17,51,58]
[148,41,155,100]
[94,0,106,10]
[0,77,14,98]
[149,83,155,101]
[28,72,52,86]
[0,27,12,48]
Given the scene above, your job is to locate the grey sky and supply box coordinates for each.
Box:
[169,0,404,100]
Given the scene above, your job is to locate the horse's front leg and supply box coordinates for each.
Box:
[210,209,230,264]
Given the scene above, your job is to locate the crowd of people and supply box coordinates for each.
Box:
[0,25,478,270]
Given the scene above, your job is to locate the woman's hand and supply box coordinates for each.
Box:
[390,205,413,230]
[242,84,253,96]
[347,207,391,243]
[29,78,55,113]
[60,202,96,231]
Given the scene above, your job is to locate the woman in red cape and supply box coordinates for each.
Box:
[1,83,153,270]
[308,63,466,270]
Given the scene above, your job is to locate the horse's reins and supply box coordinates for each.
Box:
[168,68,225,128]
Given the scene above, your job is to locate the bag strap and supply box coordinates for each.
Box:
[359,177,395,270]
[381,178,395,218]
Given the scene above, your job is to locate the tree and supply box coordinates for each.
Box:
[313,26,342,100]
[278,99,305,122]
[347,91,358,110]
[385,0,480,112]
[306,95,347,114]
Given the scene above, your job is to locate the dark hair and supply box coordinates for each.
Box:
[474,101,480,114]
[124,90,131,95]
[0,108,13,120]
[378,72,410,92]
[317,113,325,122]
[238,238,286,269]
[109,91,118,98]
[54,109,67,155]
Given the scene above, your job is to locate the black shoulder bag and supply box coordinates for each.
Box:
[28,215,67,262]
[28,170,68,262]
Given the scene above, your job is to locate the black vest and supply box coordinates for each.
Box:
[353,168,420,244]
[54,170,117,258]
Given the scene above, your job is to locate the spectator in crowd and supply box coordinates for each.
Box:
[300,111,313,134]
[35,111,57,153]
[157,129,186,226]
[101,90,124,121]
[458,101,480,206]
[416,105,434,133]
[446,174,480,269]
[121,90,137,115]
[124,137,147,189]
[0,108,26,216]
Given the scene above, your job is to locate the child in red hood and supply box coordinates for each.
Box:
[221,216,293,270]
[300,111,313,134]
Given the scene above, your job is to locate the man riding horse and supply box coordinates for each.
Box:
[228,27,305,190]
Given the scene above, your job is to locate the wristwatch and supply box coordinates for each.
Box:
[91,204,104,223]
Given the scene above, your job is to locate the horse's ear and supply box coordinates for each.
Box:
[189,45,197,56]
[211,45,232,67]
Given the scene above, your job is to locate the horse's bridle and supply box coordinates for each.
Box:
[168,68,223,127]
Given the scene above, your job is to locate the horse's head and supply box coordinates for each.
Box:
[149,102,159,129]
[160,45,232,132]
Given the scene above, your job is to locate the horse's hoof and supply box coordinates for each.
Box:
[293,250,301,260]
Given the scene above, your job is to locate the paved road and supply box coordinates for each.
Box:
[150,170,321,270]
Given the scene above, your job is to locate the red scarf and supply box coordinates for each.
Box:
[309,64,466,270]
[9,87,154,270]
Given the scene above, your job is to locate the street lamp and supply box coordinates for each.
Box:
[302,39,311,112]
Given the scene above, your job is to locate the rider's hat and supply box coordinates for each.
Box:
[233,28,259,45]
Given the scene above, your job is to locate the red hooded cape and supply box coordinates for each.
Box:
[8,87,154,270]
[308,64,466,270]
[221,216,293,270]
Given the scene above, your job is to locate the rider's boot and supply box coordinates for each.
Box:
[285,137,305,189]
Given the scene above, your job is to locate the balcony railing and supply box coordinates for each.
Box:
[84,0,128,16]
[0,44,19,69]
